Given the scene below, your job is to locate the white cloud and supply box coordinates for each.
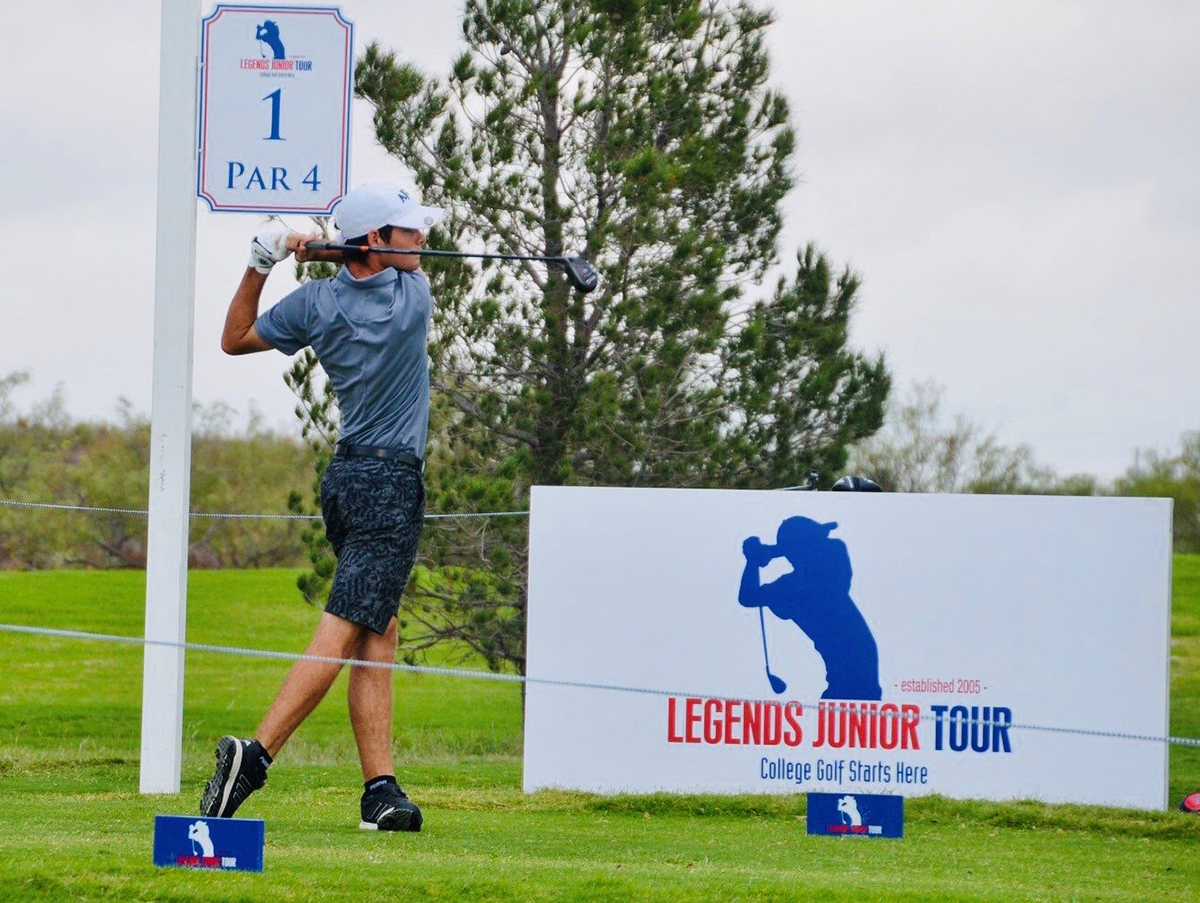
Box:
[1,0,1197,479]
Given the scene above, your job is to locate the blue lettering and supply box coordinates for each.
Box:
[970,706,991,753]
[246,167,267,190]
[949,705,969,751]
[931,704,948,750]
[816,758,844,782]
[270,167,290,191]
[894,760,928,783]
[760,757,812,784]
[226,161,245,189]
[930,702,1012,754]
[991,706,1012,752]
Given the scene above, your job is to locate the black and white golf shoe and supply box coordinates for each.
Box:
[360,782,423,832]
[200,736,270,818]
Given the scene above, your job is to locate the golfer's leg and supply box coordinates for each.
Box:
[348,616,399,780]
[255,611,364,757]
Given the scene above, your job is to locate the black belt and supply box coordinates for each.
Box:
[335,443,422,469]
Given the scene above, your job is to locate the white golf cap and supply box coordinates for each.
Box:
[333,182,444,238]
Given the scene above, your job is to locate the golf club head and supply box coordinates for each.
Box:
[832,475,882,492]
[562,257,598,293]
[768,674,787,695]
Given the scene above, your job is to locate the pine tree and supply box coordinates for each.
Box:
[290,0,890,675]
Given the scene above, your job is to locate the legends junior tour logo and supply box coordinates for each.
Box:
[663,514,1015,779]
[239,19,314,73]
[739,516,881,701]
[255,20,285,58]
[807,792,904,837]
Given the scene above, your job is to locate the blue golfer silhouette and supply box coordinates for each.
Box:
[739,517,881,700]
[255,21,286,59]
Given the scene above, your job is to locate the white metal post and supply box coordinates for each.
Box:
[140,0,200,795]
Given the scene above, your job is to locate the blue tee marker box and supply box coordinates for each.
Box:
[806,792,904,838]
[153,815,265,872]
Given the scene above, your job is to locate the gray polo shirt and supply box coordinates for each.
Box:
[255,266,432,456]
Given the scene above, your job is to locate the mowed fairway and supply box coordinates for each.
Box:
[1,561,1198,900]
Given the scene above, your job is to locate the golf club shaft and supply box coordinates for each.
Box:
[759,606,772,671]
[305,242,570,265]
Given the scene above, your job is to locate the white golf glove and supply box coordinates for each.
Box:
[249,228,292,274]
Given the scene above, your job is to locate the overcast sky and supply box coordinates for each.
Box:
[2,1,1196,479]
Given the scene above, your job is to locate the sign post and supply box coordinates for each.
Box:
[140,0,201,795]
[140,3,353,794]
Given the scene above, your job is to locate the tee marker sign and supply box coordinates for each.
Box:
[153,815,265,872]
[198,4,353,214]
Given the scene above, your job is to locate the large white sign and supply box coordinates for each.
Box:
[524,487,1173,810]
[197,4,353,213]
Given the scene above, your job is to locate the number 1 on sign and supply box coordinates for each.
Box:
[263,89,283,141]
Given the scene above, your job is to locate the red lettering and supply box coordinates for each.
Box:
[703,699,722,744]
[667,697,683,743]
[684,697,701,743]
[849,704,868,747]
[744,701,762,745]
[667,697,824,748]
[901,704,921,749]
[826,703,847,748]
[763,702,781,745]
[879,703,899,749]
[723,700,741,744]
[783,701,804,747]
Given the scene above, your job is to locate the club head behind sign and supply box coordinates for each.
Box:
[562,257,599,294]
[153,815,265,872]
[806,792,903,839]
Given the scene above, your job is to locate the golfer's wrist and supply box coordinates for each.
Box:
[249,229,293,273]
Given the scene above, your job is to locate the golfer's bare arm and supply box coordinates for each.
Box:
[221,269,273,355]
[222,232,342,355]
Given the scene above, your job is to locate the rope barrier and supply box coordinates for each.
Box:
[1,621,1196,749]
[0,497,527,522]
[0,477,809,522]
[0,466,818,521]
[3,494,1194,752]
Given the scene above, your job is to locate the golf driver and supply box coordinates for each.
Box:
[304,241,599,294]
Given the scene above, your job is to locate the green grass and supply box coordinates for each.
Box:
[0,561,1198,900]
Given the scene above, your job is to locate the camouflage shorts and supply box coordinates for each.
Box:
[320,456,425,635]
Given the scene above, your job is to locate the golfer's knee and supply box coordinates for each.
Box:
[380,618,399,652]
[310,612,363,657]
[359,618,398,663]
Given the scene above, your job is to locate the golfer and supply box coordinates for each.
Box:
[739,517,882,701]
[199,182,442,832]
